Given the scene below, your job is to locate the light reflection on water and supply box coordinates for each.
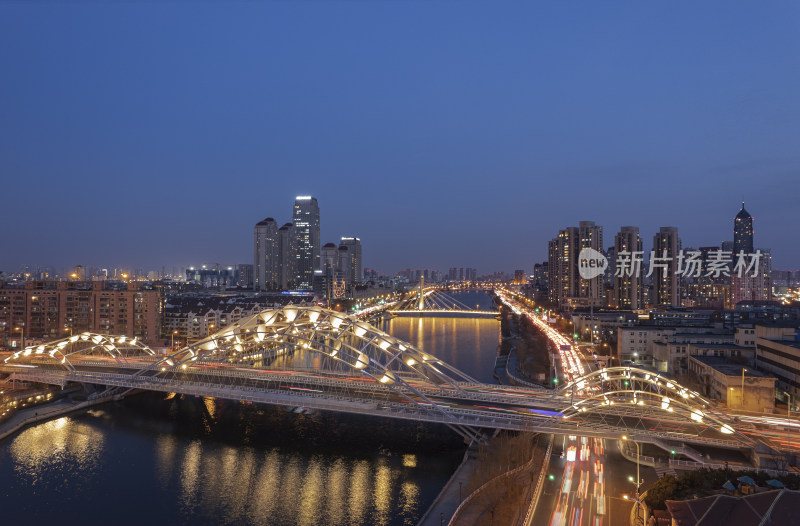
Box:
[10,414,105,478]
[0,401,444,526]
[383,316,500,383]
[0,291,496,525]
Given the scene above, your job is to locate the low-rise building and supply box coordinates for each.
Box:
[688,355,775,413]
[571,310,638,345]
[754,322,800,404]
[651,331,736,374]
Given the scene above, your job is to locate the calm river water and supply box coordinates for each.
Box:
[0,291,499,525]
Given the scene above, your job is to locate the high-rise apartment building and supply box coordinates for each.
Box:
[278,223,297,290]
[548,226,579,306]
[339,237,363,284]
[236,264,254,289]
[292,196,320,290]
[253,217,279,291]
[577,221,604,301]
[614,226,643,309]
[548,222,603,307]
[533,262,548,291]
[652,227,681,306]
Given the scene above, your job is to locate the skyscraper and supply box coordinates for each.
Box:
[253,218,279,291]
[548,226,579,306]
[652,227,681,307]
[731,204,771,305]
[734,203,754,255]
[614,226,643,310]
[292,197,320,290]
[339,237,363,284]
[278,223,297,290]
[577,221,604,302]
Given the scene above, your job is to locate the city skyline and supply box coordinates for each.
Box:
[3,200,796,279]
[2,3,799,273]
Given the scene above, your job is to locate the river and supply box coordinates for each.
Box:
[0,291,499,525]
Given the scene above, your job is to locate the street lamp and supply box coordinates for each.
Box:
[622,435,643,520]
[14,326,24,348]
[172,330,179,350]
[741,368,747,410]
[784,390,792,450]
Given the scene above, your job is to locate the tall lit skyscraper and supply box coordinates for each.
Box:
[547,222,603,307]
[548,226,579,306]
[253,217,279,291]
[731,204,771,305]
[292,196,320,290]
[652,226,681,306]
[614,226,642,310]
[734,203,754,255]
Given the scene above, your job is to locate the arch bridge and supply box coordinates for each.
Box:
[1,306,749,450]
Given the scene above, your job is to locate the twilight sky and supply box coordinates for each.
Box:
[1,2,799,275]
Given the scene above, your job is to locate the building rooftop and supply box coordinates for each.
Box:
[666,488,800,526]
[688,343,750,350]
[690,356,772,378]
[770,339,800,351]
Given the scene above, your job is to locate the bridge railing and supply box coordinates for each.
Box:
[5,367,760,447]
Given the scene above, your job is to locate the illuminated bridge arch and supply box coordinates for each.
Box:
[159,305,481,389]
[558,367,744,441]
[4,332,156,372]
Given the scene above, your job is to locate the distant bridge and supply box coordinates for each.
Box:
[1,306,749,451]
[387,279,499,318]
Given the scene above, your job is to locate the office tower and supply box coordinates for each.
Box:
[733,203,754,255]
[731,204,771,304]
[614,226,643,309]
[292,196,320,290]
[278,223,297,290]
[577,221,604,303]
[253,217,279,291]
[340,237,363,284]
[652,227,681,306]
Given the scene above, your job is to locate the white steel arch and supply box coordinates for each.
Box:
[559,367,743,441]
[3,331,156,373]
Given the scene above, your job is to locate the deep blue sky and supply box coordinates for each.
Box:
[1,2,799,275]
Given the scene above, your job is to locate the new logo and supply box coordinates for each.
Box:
[578,248,608,280]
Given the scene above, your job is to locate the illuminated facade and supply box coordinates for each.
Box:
[614,226,643,310]
[0,281,160,345]
[733,203,754,255]
[731,204,772,305]
[292,196,320,290]
[548,222,603,307]
[652,226,681,307]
